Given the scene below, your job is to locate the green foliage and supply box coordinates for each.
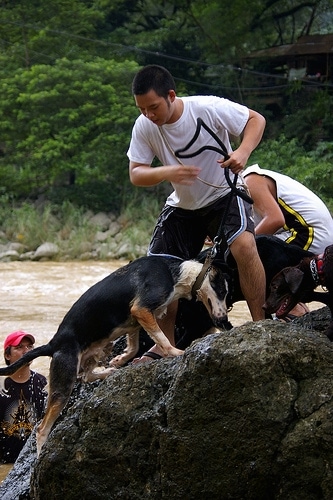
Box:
[0,197,161,260]
[114,195,162,254]
[0,58,139,204]
[99,0,206,93]
[0,0,103,68]
[0,0,332,215]
[250,134,306,172]
[251,135,333,212]
[285,142,333,212]
[0,202,61,249]
[281,90,333,149]
[0,200,96,258]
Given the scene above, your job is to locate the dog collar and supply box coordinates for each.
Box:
[192,249,217,298]
[310,254,325,286]
[192,263,212,298]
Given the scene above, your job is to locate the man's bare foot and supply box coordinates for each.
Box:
[289,302,310,317]
[131,351,163,365]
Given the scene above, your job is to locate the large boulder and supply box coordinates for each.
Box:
[1,307,333,499]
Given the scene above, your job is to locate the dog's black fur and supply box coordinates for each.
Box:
[264,243,333,339]
[174,235,331,348]
[0,254,230,454]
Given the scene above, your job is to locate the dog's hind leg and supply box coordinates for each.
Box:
[36,348,79,456]
[109,330,140,368]
[131,303,184,358]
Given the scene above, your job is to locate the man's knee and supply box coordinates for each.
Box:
[230,231,257,261]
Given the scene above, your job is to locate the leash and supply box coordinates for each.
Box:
[170,117,253,297]
[191,246,218,299]
[174,118,253,204]
[175,116,252,257]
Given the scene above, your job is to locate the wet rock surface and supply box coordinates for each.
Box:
[2,307,333,499]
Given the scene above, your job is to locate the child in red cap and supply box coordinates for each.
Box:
[0,331,47,463]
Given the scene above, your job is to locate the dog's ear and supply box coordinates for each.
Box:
[283,267,304,294]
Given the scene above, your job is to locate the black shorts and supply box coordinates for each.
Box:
[148,191,255,260]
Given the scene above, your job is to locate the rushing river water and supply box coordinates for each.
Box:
[0,259,325,484]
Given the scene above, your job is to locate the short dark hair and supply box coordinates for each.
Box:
[132,65,176,99]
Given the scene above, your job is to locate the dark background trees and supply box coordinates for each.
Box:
[0,0,332,212]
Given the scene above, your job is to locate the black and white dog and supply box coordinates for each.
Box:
[0,254,230,455]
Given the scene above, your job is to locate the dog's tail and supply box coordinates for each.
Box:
[0,344,53,376]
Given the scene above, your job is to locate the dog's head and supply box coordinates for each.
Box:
[196,262,232,328]
[263,267,304,318]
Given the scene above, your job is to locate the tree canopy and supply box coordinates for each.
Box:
[0,0,332,211]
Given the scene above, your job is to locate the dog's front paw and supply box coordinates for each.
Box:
[109,354,129,368]
[83,366,118,382]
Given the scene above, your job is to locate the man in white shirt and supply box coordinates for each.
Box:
[127,65,266,362]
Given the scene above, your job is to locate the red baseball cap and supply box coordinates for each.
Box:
[4,331,35,350]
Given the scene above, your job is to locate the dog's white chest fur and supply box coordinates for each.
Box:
[174,261,203,299]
